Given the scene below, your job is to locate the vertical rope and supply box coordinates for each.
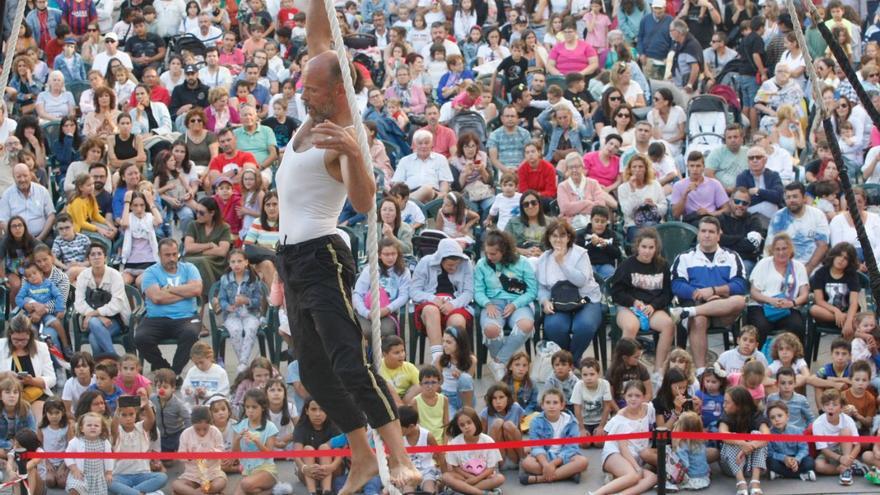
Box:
[320,2,398,493]
[0,0,29,90]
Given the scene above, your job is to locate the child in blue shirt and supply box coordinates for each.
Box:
[766,367,814,431]
[767,401,816,480]
[87,362,124,414]
[15,262,69,353]
[695,364,726,433]
[812,338,853,409]
[672,411,711,490]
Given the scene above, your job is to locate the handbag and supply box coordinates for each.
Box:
[499,272,527,295]
[665,445,687,484]
[762,262,794,322]
[12,355,43,403]
[633,203,661,227]
[85,286,112,309]
[530,340,562,383]
[463,180,494,201]
[550,280,588,312]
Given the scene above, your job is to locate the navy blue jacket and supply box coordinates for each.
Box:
[735,169,784,207]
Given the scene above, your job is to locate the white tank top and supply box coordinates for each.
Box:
[276,124,347,245]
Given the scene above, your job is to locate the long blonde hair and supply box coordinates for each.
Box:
[622,153,656,183]
[672,411,704,450]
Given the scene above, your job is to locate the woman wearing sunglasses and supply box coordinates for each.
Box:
[593,87,625,136]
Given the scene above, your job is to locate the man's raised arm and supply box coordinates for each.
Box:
[307,0,333,56]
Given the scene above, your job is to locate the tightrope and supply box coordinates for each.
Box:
[22,431,880,460]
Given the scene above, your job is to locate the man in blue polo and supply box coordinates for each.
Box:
[136,238,202,374]
[638,0,673,79]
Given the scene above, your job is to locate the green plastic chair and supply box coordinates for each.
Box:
[71,284,142,354]
[655,222,699,262]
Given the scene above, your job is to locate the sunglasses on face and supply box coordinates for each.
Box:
[523,200,540,207]
[617,113,631,118]
[747,155,765,160]
[733,198,750,206]
[608,96,622,101]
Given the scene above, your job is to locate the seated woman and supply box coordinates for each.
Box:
[243,191,280,283]
[205,87,241,133]
[129,84,176,151]
[474,230,537,380]
[82,86,120,139]
[610,228,675,369]
[0,216,40,306]
[556,152,617,230]
[352,238,411,339]
[35,71,76,123]
[505,190,554,259]
[609,61,646,109]
[410,238,475,364]
[598,106,635,150]
[748,233,810,346]
[535,219,603,363]
[183,197,232,297]
[63,137,109,199]
[809,242,862,339]
[378,197,414,256]
[73,242,131,357]
[449,132,494,218]
[646,88,686,155]
[617,153,667,242]
[519,389,590,484]
[108,114,147,171]
[0,313,56,421]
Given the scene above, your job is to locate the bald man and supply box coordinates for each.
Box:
[273,3,420,494]
[0,163,55,240]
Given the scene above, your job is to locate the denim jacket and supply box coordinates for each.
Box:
[676,442,710,478]
[218,270,263,316]
[768,424,808,463]
[53,53,88,83]
[0,409,36,450]
[504,376,538,413]
[528,411,580,461]
[537,105,594,160]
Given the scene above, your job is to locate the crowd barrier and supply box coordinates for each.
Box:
[19,430,880,495]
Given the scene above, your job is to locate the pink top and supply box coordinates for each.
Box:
[549,40,597,75]
[871,126,880,148]
[584,12,612,51]
[219,48,245,75]
[115,374,152,396]
[582,151,621,187]
[556,177,615,219]
[179,425,226,482]
[452,91,480,110]
[727,372,766,401]
[425,124,457,158]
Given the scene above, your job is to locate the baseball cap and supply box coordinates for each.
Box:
[651,0,666,8]
[64,37,77,44]
[104,31,119,41]
[184,64,198,73]
[213,176,233,187]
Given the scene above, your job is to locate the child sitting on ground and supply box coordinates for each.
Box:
[399,405,442,494]
[767,400,816,480]
[88,362,124,414]
[766,367,814,431]
[441,407,506,495]
[151,368,192,455]
[480,384,524,469]
[842,360,877,436]
[413,366,449,445]
[571,357,613,448]
[115,353,152,396]
[519,388,589,485]
[812,338,854,409]
[671,411,712,490]
[181,342,230,409]
[717,325,768,374]
[813,388,861,485]
[544,350,579,411]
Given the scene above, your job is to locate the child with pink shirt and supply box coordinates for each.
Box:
[451,83,482,113]
[115,353,153,396]
[172,406,227,495]
[727,360,772,407]
[583,0,611,51]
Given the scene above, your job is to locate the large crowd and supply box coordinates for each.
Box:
[1,0,880,494]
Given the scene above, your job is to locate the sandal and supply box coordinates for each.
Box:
[749,479,763,495]
[735,480,748,495]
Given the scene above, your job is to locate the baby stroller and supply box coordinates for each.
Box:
[166,34,208,65]
[684,95,729,159]
[448,111,488,144]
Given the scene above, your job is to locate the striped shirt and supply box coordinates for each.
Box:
[59,0,97,36]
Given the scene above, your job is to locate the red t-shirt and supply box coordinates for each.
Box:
[214,191,243,236]
[517,160,558,198]
[208,151,257,193]
[425,124,456,158]
[45,39,64,68]
[277,7,299,28]
[128,85,171,107]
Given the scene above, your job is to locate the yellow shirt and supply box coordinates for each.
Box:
[67,195,106,233]
[379,360,420,397]
[414,393,447,444]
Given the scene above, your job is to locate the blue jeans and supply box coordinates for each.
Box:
[87,316,122,356]
[742,259,756,277]
[768,456,815,478]
[36,314,61,348]
[443,372,474,416]
[736,74,759,108]
[542,302,603,362]
[110,471,168,495]
[481,300,535,364]
[594,264,616,280]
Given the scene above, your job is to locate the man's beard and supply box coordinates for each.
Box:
[94,182,105,191]
[305,101,333,122]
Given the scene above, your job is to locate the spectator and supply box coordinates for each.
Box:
[124,15,166,79]
[670,215,748,369]
[127,66,171,108]
[809,242,861,339]
[183,197,232,296]
[385,66,427,116]
[73,242,131,357]
[26,0,62,50]
[735,17,768,133]
[535,219,603,363]
[63,137,109,197]
[0,163,55,241]
[199,47,233,90]
[233,104,277,184]
[755,62,805,132]
[488,105,533,175]
[205,87,241,134]
[391,129,453,203]
[0,314,56,421]
[506,190,554,258]
[111,162,142,220]
[598,105,635,150]
[377,197,414,256]
[205,127,256,191]
[547,17,599,77]
[170,64,210,124]
[136,238,202,374]
[706,124,749,193]
[129,84,175,149]
[242,190,279,282]
[410,238,474,364]
[435,55,475,106]
[557,152,617,230]
[637,0,674,79]
[419,22,462,60]
[176,108,218,170]
[35,71,76,122]
[0,215,40,304]
[703,32,737,83]
[735,145,784,223]
[646,88,686,154]
[82,86,120,139]
[765,182,830,274]
[54,37,87,84]
[671,152,729,224]
[829,187,880,269]
[536,103,592,164]
[582,134,623,194]
[422,103,457,158]
[618,153,667,241]
[669,20,705,95]
[747,232,809,345]
[719,188,767,275]
[609,61,646,108]
[517,141,557,201]
[449,132,494,217]
[91,32,132,76]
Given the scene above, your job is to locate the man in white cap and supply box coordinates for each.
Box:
[91,31,133,75]
[637,0,673,79]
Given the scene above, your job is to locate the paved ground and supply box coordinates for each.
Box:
[44,332,880,495]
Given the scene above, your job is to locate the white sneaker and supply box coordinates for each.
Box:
[769,471,778,480]
[800,470,817,481]
[146,491,165,495]
[272,482,294,495]
[489,360,507,381]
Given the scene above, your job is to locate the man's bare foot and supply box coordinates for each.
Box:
[339,451,380,495]
[389,456,422,490]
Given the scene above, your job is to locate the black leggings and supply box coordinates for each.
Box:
[745,305,806,347]
[276,234,398,433]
